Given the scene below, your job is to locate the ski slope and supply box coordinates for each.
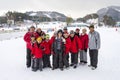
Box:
[0,27,120,80]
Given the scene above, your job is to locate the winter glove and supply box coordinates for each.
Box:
[84,49,87,52]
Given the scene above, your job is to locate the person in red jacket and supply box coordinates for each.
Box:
[31,37,44,72]
[23,26,37,68]
[75,28,80,37]
[80,28,89,64]
[63,32,71,69]
[69,30,82,69]
[42,34,52,68]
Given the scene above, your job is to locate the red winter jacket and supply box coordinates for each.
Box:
[70,35,82,53]
[50,36,55,45]
[64,37,71,54]
[42,40,51,55]
[80,34,89,50]
[31,42,44,58]
[24,32,38,50]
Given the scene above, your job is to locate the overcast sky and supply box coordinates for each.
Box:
[0,0,120,18]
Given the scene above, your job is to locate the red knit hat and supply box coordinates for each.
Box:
[76,28,80,31]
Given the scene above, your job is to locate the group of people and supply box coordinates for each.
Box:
[23,25,100,72]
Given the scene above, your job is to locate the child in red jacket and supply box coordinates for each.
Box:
[80,28,89,64]
[42,34,52,68]
[63,32,71,69]
[70,30,82,69]
[31,37,44,72]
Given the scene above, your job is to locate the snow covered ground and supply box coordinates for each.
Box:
[0,27,120,80]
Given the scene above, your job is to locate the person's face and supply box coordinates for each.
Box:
[70,33,74,37]
[76,30,79,33]
[37,29,41,33]
[30,28,35,32]
[58,32,62,37]
[82,29,87,34]
[37,40,42,44]
[63,33,69,38]
[64,29,67,32]
[41,35,45,39]
[46,37,49,40]
[54,33,57,37]
[89,28,94,33]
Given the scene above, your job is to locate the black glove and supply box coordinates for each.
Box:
[84,49,87,52]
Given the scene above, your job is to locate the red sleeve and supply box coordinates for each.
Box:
[49,36,55,46]
[76,36,82,50]
[24,32,31,43]
[66,38,71,50]
[31,43,35,55]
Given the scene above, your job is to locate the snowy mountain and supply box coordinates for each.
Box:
[97,6,120,21]
[26,11,67,22]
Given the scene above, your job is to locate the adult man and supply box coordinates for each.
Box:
[24,26,37,68]
[88,25,101,70]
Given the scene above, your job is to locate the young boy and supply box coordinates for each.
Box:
[52,29,65,71]
[80,28,89,64]
[31,37,43,72]
[42,34,51,68]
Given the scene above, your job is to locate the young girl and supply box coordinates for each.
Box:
[52,29,65,71]
[31,37,44,72]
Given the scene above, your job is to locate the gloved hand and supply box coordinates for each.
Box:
[32,55,35,59]
[84,49,87,52]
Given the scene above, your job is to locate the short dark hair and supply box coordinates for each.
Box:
[89,25,94,29]
[30,26,35,29]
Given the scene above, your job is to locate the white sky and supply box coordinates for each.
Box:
[0,0,120,18]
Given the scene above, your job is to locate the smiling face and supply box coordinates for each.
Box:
[70,33,75,37]
[63,33,69,38]
[82,28,87,34]
[30,27,35,32]
[36,28,42,33]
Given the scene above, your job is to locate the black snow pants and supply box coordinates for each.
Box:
[53,50,63,68]
[89,49,98,68]
[43,54,51,68]
[26,48,32,67]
